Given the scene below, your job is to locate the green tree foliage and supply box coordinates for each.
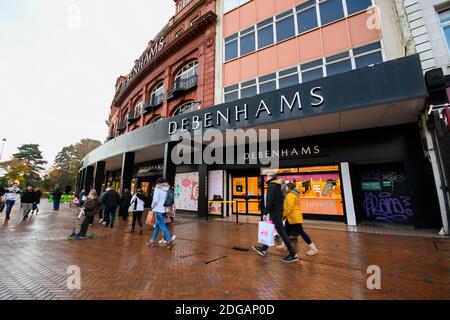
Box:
[1,144,48,186]
[47,139,101,190]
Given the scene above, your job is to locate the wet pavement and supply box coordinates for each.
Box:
[0,201,449,300]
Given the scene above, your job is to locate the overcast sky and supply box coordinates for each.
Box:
[0,0,173,168]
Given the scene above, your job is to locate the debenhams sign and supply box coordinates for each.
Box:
[168,87,324,135]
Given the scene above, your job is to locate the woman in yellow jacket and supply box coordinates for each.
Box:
[277,182,318,256]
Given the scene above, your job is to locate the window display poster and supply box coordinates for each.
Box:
[208,170,224,215]
[208,170,224,200]
[174,172,199,211]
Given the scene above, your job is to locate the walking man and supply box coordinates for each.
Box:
[4,182,21,220]
[52,186,62,211]
[21,186,36,221]
[101,186,120,228]
[252,173,299,263]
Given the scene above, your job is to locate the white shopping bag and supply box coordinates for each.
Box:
[258,221,275,247]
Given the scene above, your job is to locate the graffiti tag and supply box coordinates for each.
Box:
[363,192,413,223]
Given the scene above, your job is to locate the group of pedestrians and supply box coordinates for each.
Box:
[253,173,318,263]
[0,181,43,221]
[75,178,176,249]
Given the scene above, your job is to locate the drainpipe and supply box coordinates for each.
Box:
[392,0,416,56]
[419,111,450,235]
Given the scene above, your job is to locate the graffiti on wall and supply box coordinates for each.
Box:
[363,192,413,223]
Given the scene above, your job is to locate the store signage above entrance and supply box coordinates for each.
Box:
[116,37,166,94]
[168,87,324,135]
[243,145,322,162]
[137,163,164,175]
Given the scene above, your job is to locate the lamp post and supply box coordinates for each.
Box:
[0,138,6,162]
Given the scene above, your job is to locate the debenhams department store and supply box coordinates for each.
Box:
[79,55,441,229]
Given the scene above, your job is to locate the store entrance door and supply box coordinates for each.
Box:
[232,176,262,215]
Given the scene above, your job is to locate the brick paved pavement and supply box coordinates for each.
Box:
[0,201,449,300]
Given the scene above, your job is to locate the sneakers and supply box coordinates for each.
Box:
[158,239,167,246]
[306,243,318,256]
[281,254,299,263]
[147,240,157,247]
[166,235,176,250]
[252,246,267,257]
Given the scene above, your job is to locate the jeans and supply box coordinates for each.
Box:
[53,200,60,211]
[151,211,172,242]
[261,214,296,256]
[104,207,117,226]
[132,211,143,230]
[22,203,33,218]
[5,200,15,219]
[32,203,39,212]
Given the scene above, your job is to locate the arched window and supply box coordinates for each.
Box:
[150,115,163,124]
[134,99,143,117]
[175,60,198,81]
[149,81,164,106]
[172,101,199,116]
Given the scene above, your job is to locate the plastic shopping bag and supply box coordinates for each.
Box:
[258,221,275,247]
[145,211,155,225]
[266,220,278,236]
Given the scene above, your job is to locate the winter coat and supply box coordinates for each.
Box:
[101,189,120,208]
[83,197,99,217]
[35,190,42,204]
[21,190,37,204]
[263,179,284,217]
[120,192,132,208]
[151,182,170,213]
[283,189,303,224]
[131,193,146,212]
[5,186,21,201]
[52,189,62,201]
[0,185,5,197]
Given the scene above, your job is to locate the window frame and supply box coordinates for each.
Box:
[150,81,164,104]
[439,9,450,57]
[175,60,199,81]
[172,101,199,116]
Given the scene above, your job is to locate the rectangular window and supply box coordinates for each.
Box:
[302,68,323,82]
[225,91,239,102]
[326,59,352,76]
[319,0,344,25]
[353,41,381,55]
[440,10,450,54]
[297,5,318,33]
[240,27,256,56]
[346,0,372,15]
[279,67,299,88]
[258,73,277,93]
[276,10,296,42]
[241,85,257,98]
[225,33,238,61]
[355,51,382,68]
[257,18,274,49]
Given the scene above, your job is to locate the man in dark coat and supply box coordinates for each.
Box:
[119,189,132,221]
[0,184,5,213]
[21,186,37,220]
[52,187,62,211]
[101,187,121,228]
[253,173,298,263]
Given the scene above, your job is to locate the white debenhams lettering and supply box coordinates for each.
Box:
[168,121,178,135]
[255,100,272,118]
[181,118,189,132]
[235,104,248,122]
[311,87,324,107]
[204,112,213,128]
[175,304,210,318]
[280,91,302,113]
[192,116,201,130]
[216,109,230,126]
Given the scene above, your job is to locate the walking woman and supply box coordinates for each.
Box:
[130,189,146,235]
[148,178,176,249]
[277,182,318,256]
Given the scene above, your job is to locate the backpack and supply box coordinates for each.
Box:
[163,189,175,207]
